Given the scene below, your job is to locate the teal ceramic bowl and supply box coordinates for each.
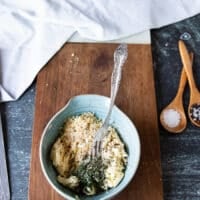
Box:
[40,94,140,200]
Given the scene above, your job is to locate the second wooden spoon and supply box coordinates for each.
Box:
[179,40,200,127]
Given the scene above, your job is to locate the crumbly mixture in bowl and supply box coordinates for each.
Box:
[50,112,128,195]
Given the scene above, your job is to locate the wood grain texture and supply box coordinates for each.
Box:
[28,43,163,200]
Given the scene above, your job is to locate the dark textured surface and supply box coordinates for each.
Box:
[1,86,35,200]
[151,14,200,200]
[1,13,200,200]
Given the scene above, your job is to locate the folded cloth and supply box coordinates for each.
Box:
[0,0,200,102]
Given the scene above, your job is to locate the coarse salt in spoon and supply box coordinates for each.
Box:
[179,40,200,127]
[160,51,193,133]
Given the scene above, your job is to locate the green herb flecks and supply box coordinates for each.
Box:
[73,157,107,195]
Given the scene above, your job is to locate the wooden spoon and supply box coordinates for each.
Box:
[179,40,200,127]
[160,52,193,133]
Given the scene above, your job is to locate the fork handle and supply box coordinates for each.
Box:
[99,44,128,138]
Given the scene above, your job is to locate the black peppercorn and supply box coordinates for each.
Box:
[189,103,200,125]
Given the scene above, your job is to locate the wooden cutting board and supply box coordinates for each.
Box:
[29,43,163,200]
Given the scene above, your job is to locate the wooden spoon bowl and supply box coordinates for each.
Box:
[188,102,200,127]
[160,106,186,133]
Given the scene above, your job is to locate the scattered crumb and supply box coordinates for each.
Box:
[75,195,80,200]
[69,55,79,65]
[74,56,79,62]
[165,42,169,47]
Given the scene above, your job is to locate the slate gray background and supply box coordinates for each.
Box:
[1,14,200,200]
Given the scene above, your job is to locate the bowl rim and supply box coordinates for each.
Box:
[39,94,141,200]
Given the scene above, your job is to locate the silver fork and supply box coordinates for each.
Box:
[91,44,128,158]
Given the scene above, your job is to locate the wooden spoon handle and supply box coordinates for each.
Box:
[175,53,193,101]
[178,40,199,97]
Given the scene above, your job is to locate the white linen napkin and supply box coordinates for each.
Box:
[0,0,200,102]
